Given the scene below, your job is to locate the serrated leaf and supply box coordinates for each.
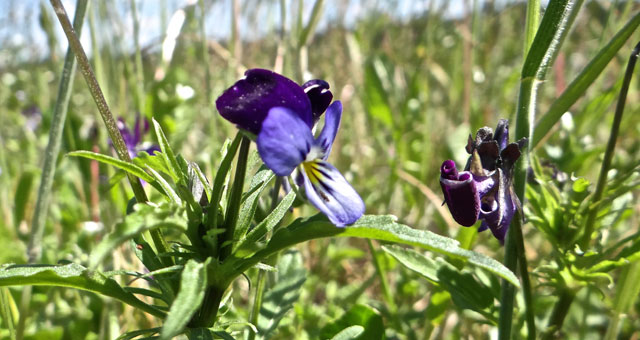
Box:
[68,150,154,183]
[258,250,306,338]
[230,215,519,287]
[160,259,208,340]
[89,203,188,268]
[321,304,384,340]
[0,263,164,318]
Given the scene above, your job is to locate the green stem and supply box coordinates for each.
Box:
[248,177,282,340]
[514,214,536,340]
[220,135,251,260]
[540,289,575,340]
[579,41,640,249]
[247,269,267,340]
[192,136,251,328]
[367,239,396,313]
[18,2,88,339]
[604,260,640,340]
[49,0,170,259]
[498,224,518,340]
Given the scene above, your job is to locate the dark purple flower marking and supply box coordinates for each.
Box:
[440,119,526,243]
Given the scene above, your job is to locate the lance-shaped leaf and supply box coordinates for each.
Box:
[0,263,164,318]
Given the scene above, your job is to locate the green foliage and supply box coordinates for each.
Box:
[321,304,384,340]
[256,250,307,338]
[161,259,209,340]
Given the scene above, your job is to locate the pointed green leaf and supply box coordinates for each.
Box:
[321,304,384,340]
[160,259,208,340]
[152,118,186,185]
[0,263,165,318]
[67,150,154,182]
[230,215,519,287]
[330,326,365,340]
[235,167,274,242]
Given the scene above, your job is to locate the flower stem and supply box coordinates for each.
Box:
[18,1,88,339]
[49,0,171,259]
[579,40,640,249]
[540,288,575,340]
[192,135,251,328]
[220,135,251,261]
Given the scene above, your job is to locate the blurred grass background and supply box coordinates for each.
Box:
[1,0,640,338]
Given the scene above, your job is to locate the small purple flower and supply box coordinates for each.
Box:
[216,69,332,135]
[115,113,160,159]
[216,69,364,227]
[440,120,526,243]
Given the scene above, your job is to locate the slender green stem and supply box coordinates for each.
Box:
[367,239,396,313]
[498,224,518,340]
[192,136,251,328]
[579,41,640,248]
[604,260,640,340]
[247,269,267,340]
[18,2,88,339]
[514,213,535,339]
[540,289,575,340]
[248,177,282,340]
[49,0,171,259]
[220,135,251,260]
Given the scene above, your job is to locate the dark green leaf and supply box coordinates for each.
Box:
[0,263,164,318]
[206,134,243,230]
[234,167,274,242]
[230,215,519,287]
[258,250,306,338]
[321,304,384,340]
[160,259,208,340]
[234,191,296,257]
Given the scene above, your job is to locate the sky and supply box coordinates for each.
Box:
[0,0,514,66]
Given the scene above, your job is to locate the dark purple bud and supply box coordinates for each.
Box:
[302,79,333,122]
[440,160,480,227]
[216,69,313,134]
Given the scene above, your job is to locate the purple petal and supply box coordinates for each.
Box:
[478,169,515,243]
[440,160,480,227]
[440,160,459,180]
[117,118,136,150]
[315,101,342,160]
[302,79,333,122]
[493,119,509,151]
[216,69,312,134]
[301,160,365,227]
[133,113,143,146]
[143,145,161,155]
[257,107,314,176]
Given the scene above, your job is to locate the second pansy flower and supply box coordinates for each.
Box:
[216,69,365,227]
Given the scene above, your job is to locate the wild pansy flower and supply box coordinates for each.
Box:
[115,113,160,158]
[440,119,526,242]
[216,69,365,227]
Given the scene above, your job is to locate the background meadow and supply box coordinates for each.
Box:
[1,0,640,339]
